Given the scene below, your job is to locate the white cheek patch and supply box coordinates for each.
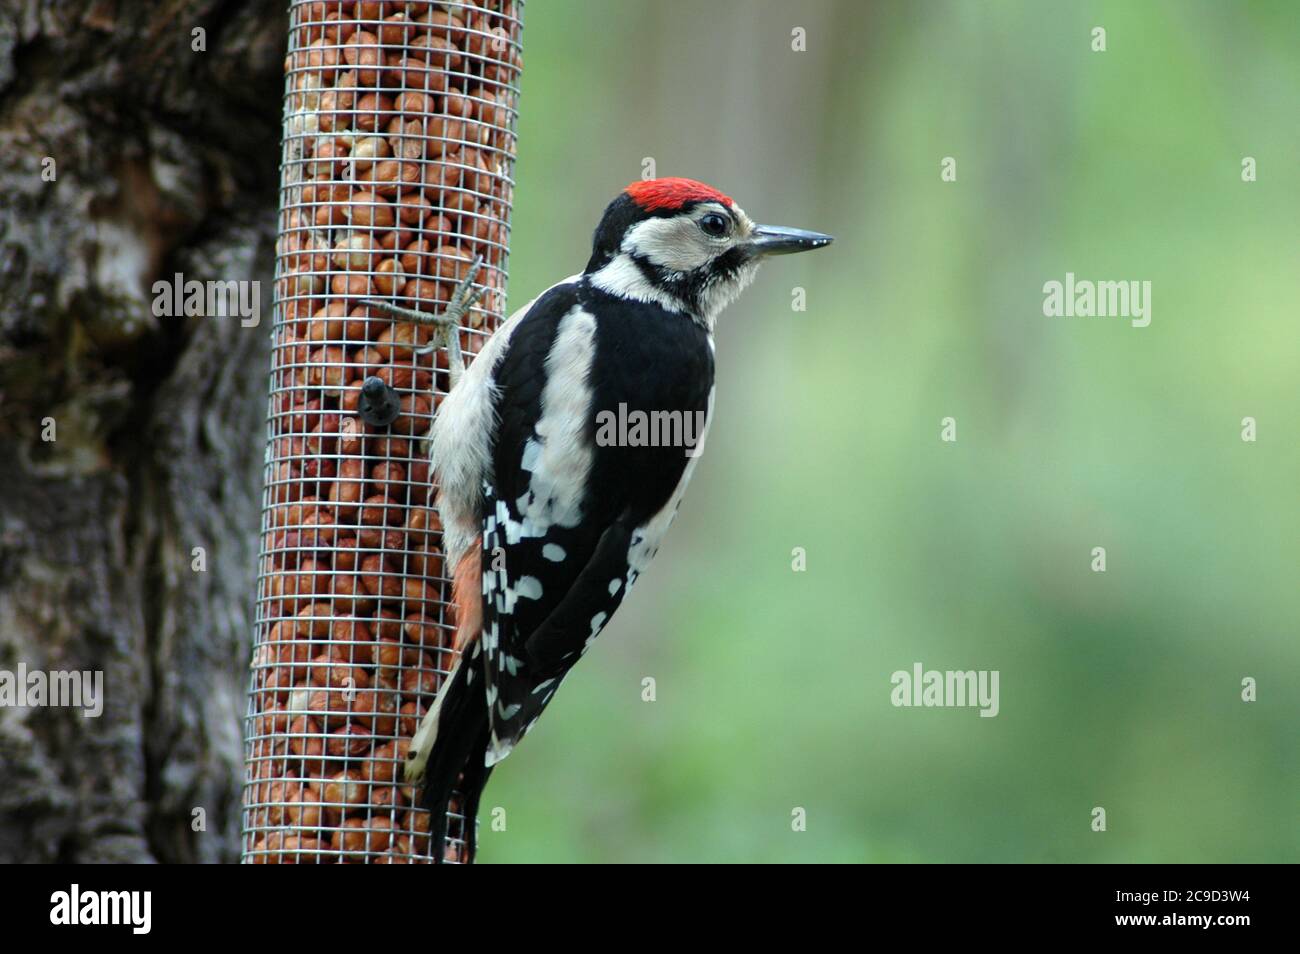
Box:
[622,216,709,272]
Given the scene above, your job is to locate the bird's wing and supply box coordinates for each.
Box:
[472,282,606,762]
[476,284,714,765]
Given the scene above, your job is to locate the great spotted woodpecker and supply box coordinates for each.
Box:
[368,177,831,861]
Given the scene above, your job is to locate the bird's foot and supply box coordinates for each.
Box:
[362,256,484,384]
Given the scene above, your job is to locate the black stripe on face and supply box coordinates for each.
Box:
[709,244,755,281]
[628,243,749,317]
[623,251,694,311]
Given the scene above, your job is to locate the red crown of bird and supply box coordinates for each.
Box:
[624,177,734,213]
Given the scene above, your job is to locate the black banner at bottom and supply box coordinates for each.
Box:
[8,864,1280,941]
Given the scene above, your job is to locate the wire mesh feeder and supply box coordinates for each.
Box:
[242,0,524,864]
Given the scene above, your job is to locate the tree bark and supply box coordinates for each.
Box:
[0,0,286,863]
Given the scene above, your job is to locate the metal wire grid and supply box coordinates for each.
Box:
[242,0,523,864]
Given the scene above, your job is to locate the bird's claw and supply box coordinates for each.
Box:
[362,256,484,381]
[445,255,486,323]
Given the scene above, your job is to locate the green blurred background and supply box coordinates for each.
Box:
[480,0,1299,862]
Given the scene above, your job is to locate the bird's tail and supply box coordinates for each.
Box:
[414,646,492,863]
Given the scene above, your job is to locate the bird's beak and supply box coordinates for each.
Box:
[748,224,835,257]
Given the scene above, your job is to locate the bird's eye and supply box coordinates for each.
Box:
[699,212,730,238]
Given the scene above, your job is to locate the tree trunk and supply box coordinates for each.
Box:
[0,0,286,863]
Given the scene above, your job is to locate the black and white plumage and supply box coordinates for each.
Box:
[396,177,832,862]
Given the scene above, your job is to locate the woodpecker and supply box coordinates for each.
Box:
[368,177,831,862]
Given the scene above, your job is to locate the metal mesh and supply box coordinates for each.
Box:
[242,0,524,864]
